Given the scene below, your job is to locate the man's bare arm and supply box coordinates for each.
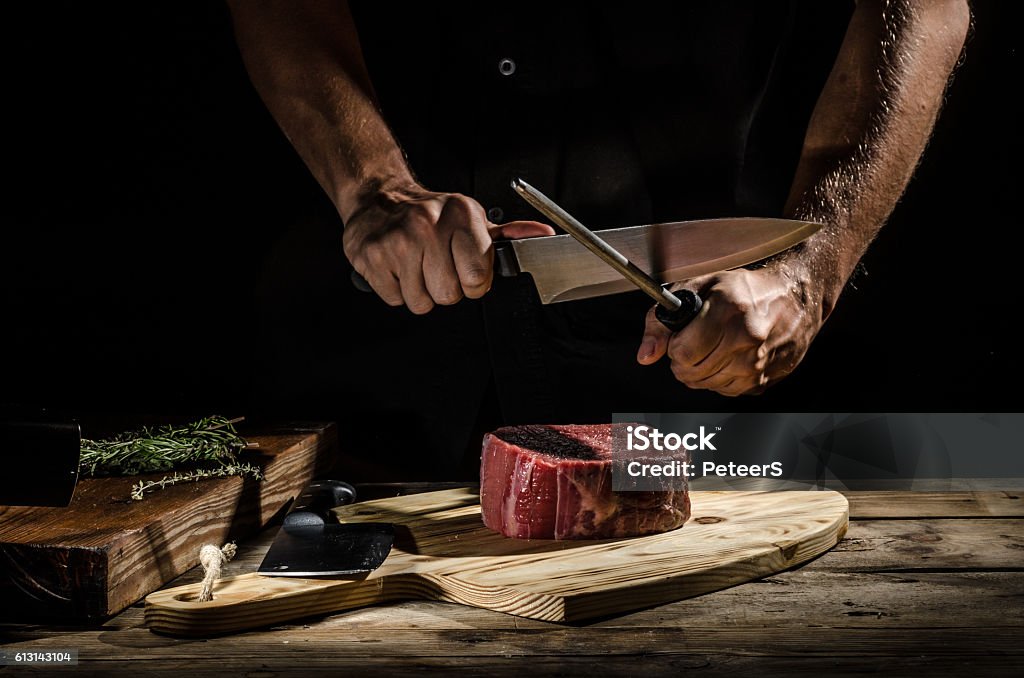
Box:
[228,0,407,219]
[228,0,552,313]
[639,0,970,397]
[783,0,971,319]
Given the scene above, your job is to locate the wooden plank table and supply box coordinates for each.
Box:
[2,482,1022,676]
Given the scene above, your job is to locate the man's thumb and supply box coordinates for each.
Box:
[637,305,673,365]
[490,220,556,239]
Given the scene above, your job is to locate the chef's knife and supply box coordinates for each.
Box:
[506,185,822,307]
[350,194,822,308]
[258,480,394,577]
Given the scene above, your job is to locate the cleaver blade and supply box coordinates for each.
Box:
[258,480,394,578]
[494,217,822,304]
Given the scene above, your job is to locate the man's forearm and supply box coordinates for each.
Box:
[227,0,414,221]
[781,0,970,319]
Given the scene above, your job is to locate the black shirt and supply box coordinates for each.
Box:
[328,2,851,478]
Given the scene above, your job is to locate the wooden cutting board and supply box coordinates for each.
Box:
[0,423,335,621]
[145,487,848,635]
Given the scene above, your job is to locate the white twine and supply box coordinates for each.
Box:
[197,542,237,602]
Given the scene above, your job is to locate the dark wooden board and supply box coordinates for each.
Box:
[0,424,335,621]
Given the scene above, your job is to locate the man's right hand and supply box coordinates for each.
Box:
[343,186,554,314]
[228,4,552,313]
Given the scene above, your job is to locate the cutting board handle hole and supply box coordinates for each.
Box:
[694,516,725,524]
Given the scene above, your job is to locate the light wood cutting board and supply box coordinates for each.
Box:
[145,487,848,635]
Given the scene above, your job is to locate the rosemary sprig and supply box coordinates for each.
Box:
[80,416,248,477]
[130,462,265,501]
[79,416,264,500]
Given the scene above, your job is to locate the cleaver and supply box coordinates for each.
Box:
[351,212,821,305]
[258,480,394,577]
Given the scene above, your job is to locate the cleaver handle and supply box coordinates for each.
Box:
[349,241,518,293]
[283,480,357,528]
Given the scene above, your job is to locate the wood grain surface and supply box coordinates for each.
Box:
[0,424,336,620]
[144,487,849,635]
[1,484,1021,676]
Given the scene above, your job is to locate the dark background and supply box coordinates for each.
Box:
[2,3,1020,459]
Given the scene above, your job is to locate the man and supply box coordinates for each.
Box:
[229,1,968,477]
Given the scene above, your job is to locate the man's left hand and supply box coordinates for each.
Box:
[636,265,823,396]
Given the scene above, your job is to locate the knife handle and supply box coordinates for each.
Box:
[655,288,703,332]
[349,241,518,293]
[350,270,374,293]
[283,480,357,528]
[493,241,518,278]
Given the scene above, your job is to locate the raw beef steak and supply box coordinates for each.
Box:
[480,424,690,540]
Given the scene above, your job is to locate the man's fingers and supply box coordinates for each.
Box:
[354,197,558,311]
[423,240,464,306]
[347,193,559,312]
[665,296,722,368]
[489,220,556,239]
[353,246,404,306]
[439,200,494,299]
[398,257,434,315]
[683,364,758,397]
[451,227,494,298]
[670,342,731,382]
[715,379,758,397]
[365,271,404,306]
[688,360,747,387]
[691,372,738,392]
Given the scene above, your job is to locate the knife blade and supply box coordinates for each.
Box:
[258,480,394,578]
[495,213,823,305]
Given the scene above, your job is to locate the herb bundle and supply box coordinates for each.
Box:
[79,416,264,500]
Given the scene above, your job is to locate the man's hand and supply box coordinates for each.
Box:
[635,0,968,397]
[636,265,823,396]
[343,187,554,314]
[229,2,554,314]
